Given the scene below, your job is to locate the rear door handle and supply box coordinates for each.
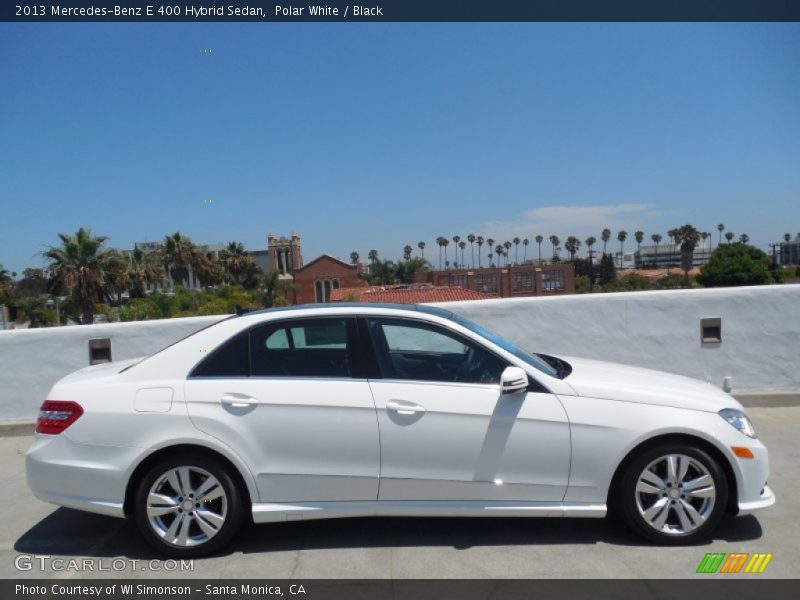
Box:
[386,401,426,415]
[220,393,258,408]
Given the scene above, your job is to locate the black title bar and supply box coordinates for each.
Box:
[4,1,800,23]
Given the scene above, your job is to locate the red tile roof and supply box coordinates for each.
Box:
[330,284,489,304]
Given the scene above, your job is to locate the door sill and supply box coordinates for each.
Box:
[251,500,606,523]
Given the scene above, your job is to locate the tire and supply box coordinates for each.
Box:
[615,443,728,545]
[133,453,245,557]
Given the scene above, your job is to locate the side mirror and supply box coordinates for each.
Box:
[500,366,528,394]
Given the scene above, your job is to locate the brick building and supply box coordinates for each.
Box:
[330,284,489,304]
[292,254,365,304]
[416,263,575,297]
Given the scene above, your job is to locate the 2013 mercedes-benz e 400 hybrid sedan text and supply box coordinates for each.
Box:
[26,304,774,556]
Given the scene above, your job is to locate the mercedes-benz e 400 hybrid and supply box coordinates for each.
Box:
[26,304,774,556]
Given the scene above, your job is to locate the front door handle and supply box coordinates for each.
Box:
[220,393,258,408]
[386,400,426,415]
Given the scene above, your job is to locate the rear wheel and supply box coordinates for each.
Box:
[616,443,728,544]
[133,454,245,557]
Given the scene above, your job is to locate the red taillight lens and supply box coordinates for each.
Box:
[36,401,84,435]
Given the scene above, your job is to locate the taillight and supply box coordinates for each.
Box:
[36,401,84,435]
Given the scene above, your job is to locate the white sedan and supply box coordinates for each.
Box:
[26,304,774,556]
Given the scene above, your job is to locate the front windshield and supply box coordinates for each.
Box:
[448,313,559,378]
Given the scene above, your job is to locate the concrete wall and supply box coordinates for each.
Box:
[0,316,225,422]
[0,285,797,422]
[439,285,800,395]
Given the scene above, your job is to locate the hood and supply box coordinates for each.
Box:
[56,356,146,385]
[558,356,743,413]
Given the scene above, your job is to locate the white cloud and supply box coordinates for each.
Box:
[482,203,660,241]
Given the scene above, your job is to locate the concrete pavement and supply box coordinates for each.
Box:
[2,407,798,579]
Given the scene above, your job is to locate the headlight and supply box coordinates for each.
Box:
[719,408,757,438]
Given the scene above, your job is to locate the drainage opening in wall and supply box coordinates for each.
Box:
[701,318,722,344]
[89,338,112,364]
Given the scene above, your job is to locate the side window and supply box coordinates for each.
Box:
[250,318,352,377]
[367,318,506,384]
[190,330,250,378]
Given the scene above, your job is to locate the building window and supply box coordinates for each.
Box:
[541,270,565,292]
[511,271,534,292]
[475,273,498,294]
[445,274,467,287]
[315,279,341,303]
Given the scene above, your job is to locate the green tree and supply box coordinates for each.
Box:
[671,224,702,287]
[535,235,543,264]
[128,246,166,298]
[650,233,662,268]
[161,232,198,288]
[218,242,261,289]
[467,234,476,267]
[549,235,560,261]
[417,241,425,259]
[396,257,430,283]
[617,230,628,268]
[476,236,484,267]
[403,245,413,261]
[598,253,616,285]
[350,251,360,265]
[698,243,773,287]
[601,228,611,254]
[565,236,581,261]
[368,259,398,285]
[44,227,109,324]
[717,223,725,246]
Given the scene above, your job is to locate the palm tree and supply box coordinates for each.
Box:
[127,246,165,298]
[522,238,529,263]
[44,227,109,324]
[458,241,466,269]
[668,228,680,273]
[495,245,504,266]
[634,230,644,260]
[218,241,259,287]
[549,235,560,261]
[161,232,198,288]
[417,241,425,259]
[725,231,734,243]
[435,237,445,269]
[699,232,710,264]
[512,237,520,265]
[535,235,544,263]
[467,234,476,267]
[476,236,484,267]
[717,223,725,246]
[585,236,596,258]
[403,245,413,261]
[368,249,378,267]
[739,233,750,244]
[616,231,628,268]
[565,236,581,261]
[601,228,611,255]
[651,233,662,267]
[784,233,791,243]
[350,251,360,265]
[452,236,461,266]
[672,224,701,287]
[503,241,512,265]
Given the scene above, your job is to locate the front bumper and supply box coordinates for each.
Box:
[26,433,138,519]
[738,484,775,515]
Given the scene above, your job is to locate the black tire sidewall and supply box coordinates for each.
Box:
[617,443,728,545]
[133,453,245,557]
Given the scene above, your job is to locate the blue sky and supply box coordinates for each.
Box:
[1,23,798,272]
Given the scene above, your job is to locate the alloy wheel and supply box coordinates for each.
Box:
[634,453,716,535]
[146,465,228,547]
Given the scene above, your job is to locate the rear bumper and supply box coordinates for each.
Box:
[26,433,135,519]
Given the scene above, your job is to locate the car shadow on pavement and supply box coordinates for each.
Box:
[15,508,764,559]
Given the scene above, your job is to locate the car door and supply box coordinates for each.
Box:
[365,316,570,502]
[185,317,380,503]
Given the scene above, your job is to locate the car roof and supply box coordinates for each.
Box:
[242,302,455,320]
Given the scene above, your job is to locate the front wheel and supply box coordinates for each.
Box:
[133,454,245,557]
[616,443,728,544]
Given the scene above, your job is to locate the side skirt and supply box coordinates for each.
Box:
[251,501,607,524]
